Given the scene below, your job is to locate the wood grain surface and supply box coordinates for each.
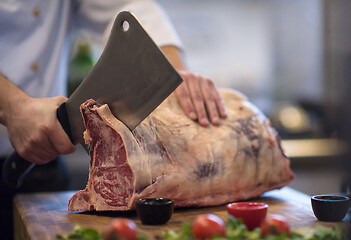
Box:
[13,187,344,240]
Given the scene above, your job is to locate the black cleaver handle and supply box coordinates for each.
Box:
[56,102,74,144]
[2,102,73,188]
[2,152,35,189]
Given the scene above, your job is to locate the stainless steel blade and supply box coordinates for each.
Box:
[66,11,183,146]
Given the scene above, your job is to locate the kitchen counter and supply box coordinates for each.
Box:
[13,187,344,240]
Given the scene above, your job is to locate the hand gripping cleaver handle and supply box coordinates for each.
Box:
[2,103,73,188]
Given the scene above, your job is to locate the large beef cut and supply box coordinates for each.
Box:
[68,89,294,211]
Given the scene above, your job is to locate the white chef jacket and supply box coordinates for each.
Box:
[0,0,182,157]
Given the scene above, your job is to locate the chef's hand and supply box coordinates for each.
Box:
[175,71,227,127]
[5,96,76,164]
[160,46,227,126]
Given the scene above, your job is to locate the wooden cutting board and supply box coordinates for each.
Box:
[13,187,344,240]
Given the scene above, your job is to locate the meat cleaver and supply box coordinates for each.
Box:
[2,11,183,188]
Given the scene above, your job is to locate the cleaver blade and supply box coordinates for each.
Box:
[63,11,183,146]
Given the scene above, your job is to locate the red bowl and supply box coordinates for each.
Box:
[227,202,268,230]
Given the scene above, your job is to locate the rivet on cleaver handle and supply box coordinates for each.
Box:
[2,103,73,189]
[2,152,35,189]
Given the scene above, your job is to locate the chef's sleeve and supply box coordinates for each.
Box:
[75,0,183,49]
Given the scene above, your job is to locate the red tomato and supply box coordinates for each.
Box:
[192,214,226,239]
[103,218,137,240]
[260,214,290,237]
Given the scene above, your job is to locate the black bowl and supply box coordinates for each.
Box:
[311,195,350,222]
[136,198,174,225]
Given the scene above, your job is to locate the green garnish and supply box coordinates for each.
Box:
[56,225,103,240]
[161,223,192,240]
[160,216,348,240]
[57,217,348,240]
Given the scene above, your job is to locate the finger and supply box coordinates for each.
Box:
[175,81,197,120]
[200,79,220,126]
[23,151,45,165]
[49,120,76,155]
[208,82,227,118]
[53,95,68,105]
[17,133,59,164]
[37,121,69,158]
[29,142,58,163]
[28,148,54,164]
[43,135,61,159]
[187,74,209,127]
[18,145,54,165]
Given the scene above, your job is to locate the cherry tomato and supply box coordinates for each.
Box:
[192,214,226,239]
[103,218,137,240]
[260,214,290,237]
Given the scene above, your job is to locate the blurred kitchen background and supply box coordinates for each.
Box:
[65,0,351,197]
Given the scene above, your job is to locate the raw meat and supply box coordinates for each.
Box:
[68,89,295,211]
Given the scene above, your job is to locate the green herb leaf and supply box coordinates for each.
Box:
[56,225,103,240]
[162,223,193,240]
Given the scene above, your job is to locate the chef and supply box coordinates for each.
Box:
[0,0,228,166]
[0,0,227,239]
